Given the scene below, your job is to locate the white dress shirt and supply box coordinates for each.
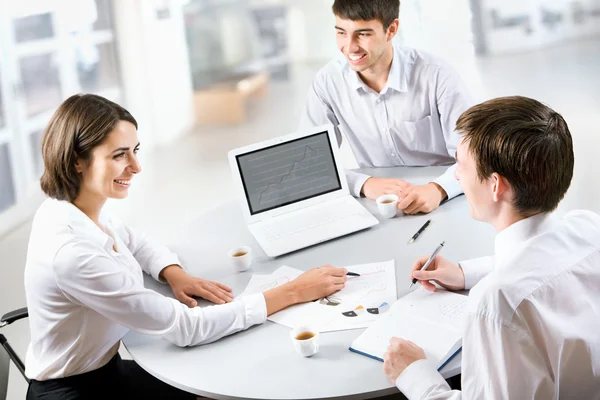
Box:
[300,44,472,199]
[24,199,267,380]
[396,210,600,399]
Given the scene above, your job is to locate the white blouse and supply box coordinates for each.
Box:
[24,198,266,380]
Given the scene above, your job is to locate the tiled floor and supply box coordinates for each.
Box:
[1,37,599,399]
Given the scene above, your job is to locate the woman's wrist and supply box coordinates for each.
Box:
[264,282,300,316]
[159,264,184,283]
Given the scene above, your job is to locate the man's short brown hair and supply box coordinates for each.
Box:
[332,0,400,30]
[40,94,138,202]
[456,96,574,214]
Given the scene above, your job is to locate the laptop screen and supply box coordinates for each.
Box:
[236,131,342,215]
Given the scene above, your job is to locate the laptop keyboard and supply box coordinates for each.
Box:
[254,197,371,242]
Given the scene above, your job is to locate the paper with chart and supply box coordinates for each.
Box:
[237,261,397,331]
[319,260,397,331]
[238,265,303,296]
[237,266,333,328]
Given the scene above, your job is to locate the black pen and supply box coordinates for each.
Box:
[408,219,431,244]
[346,272,360,277]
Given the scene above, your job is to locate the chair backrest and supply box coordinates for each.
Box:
[0,340,9,400]
[0,308,29,399]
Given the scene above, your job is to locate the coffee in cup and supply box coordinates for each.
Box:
[295,332,315,340]
[290,326,319,357]
[376,194,399,219]
[228,246,252,272]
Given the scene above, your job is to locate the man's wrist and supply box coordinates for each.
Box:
[360,177,372,197]
[429,182,448,202]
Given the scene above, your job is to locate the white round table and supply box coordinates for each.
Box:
[123,167,496,399]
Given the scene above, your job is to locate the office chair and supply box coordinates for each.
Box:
[0,307,29,400]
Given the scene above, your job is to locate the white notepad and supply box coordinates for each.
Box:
[349,288,468,371]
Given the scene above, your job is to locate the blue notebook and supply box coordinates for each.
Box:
[349,288,467,371]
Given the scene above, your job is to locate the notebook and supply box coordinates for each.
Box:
[349,288,468,371]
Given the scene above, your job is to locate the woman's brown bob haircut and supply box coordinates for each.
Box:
[40,94,138,202]
[456,96,574,214]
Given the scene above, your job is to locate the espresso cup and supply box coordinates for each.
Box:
[228,246,252,272]
[290,326,319,357]
[376,194,399,219]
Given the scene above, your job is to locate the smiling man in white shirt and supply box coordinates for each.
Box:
[383,96,600,399]
[300,0,472,214]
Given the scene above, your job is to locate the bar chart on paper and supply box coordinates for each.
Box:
[320,261,397,331]
[237,261,397,332]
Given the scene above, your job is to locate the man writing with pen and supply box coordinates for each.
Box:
[382,96,600,398]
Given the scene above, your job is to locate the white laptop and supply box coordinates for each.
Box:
[228,124,379,257]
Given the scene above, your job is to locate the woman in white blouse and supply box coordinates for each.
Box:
[24,94,347,399]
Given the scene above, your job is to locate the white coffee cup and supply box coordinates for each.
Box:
[228,246,252,272]
[290,326,319,357]
[376,194,399,219]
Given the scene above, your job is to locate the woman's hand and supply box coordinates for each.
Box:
[290,265,348,303]
[161,265,233,307]
[263,265,347,315]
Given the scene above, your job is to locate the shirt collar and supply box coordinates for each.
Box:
[347,63,368,92]
[47,198,113,250]
[494,212,557,270]
[386,46,406,92]
[346,45,408,93]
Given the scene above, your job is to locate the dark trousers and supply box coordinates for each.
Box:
[26,353,196,399]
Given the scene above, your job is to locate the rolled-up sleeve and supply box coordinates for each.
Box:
[53,241,267,347]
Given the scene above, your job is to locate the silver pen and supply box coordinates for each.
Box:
[409,241,445,289]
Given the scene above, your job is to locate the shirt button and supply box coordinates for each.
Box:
[391,153,395,157]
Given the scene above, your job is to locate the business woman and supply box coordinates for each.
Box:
[24,94,347,399]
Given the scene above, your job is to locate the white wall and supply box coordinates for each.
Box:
[286,0,339,63]
[0,1,195,237]
[113,0,194,148]
[283,0,600,63]
[472,0,600,55]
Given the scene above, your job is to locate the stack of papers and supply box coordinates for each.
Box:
[238,261,397,332]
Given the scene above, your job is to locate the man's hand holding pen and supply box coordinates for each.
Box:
[410,255,466,292]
